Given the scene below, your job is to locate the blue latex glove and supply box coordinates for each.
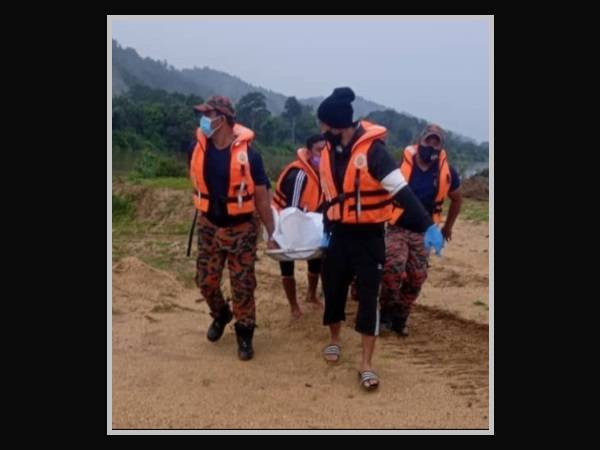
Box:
[424,224,444,256]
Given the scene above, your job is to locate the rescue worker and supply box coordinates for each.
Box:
[272,135,327,318]
[190,95,278,361]
[380,124,463,336]
[317,87,444,391]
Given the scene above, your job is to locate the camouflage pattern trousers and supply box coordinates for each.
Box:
[195,216,258,326]
[380,225,430,320]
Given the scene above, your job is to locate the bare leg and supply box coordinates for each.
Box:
[306,272,323,308]
[324,322,342,362]
[360,334,378,388]
[282,276,302,319]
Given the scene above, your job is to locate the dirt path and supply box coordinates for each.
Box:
[112,218,489,429]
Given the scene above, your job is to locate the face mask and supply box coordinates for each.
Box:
[323,130,342,148]
[418,144,440,164]
[310,155,321,166]
[200,115,221,138]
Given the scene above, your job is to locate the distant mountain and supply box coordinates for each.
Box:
[112,40,408,120]
[112,41,214,97]
[300,96,389,120]
[112,40,286,113]
[111,38,488,171]
[179,66,290,115]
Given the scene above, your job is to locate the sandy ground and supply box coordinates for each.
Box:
[420,219,489,324]
[111,216,489,430]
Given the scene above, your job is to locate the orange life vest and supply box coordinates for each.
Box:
[272,148,321,212]
[389,145,452,225]
[189,124,256,216]
[319,120,393,224]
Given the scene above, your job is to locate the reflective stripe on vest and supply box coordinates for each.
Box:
[272,148,321,212]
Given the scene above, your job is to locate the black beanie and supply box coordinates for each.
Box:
[317,87,356,129]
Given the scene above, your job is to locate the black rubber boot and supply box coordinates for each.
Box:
[234,322,255,361]
[379,309,393,333]
[391,314,409,337]
[206,304,233,342]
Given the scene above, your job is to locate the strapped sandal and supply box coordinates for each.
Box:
[358,370,380,391]
[323,344,341,363]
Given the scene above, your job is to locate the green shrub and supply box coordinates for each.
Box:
[130,149,187,178]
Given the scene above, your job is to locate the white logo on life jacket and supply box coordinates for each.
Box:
[354,154,367,169]
[237,151,248,164]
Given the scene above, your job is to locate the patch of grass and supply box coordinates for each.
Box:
[473,300,489,310]
[178,270,198,289]
[112,244,128,262]
[440,197,488,223]
[159,222,191,235]
[141,254,172,271]
[136,177,191,191]
[460,199,489,223]
[129,149,187,179]
[112,220,152,238]
[113,220,189,238]
[111,177,200,286]
[112,193,135,222]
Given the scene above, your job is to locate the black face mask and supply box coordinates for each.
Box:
[418,145,440,164]
[323,130,342,148]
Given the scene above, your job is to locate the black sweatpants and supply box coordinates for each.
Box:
[321,227,386,336]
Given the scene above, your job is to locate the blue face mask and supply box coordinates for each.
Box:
[311,155,321,167]
[200,116,220,138]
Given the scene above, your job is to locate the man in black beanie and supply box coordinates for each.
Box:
[317,87,444,391]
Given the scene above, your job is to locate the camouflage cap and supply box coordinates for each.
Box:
[193,95,236,118]
[420,124,446,145]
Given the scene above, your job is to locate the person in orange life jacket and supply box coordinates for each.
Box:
[316,87,444,391]
[190,95,278,361]
[272,134,327,319]
[380,124,463,337]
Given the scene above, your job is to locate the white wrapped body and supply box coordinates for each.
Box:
[263,206,324,261]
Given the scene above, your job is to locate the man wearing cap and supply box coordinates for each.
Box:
[380,124,463,337]
[316,87,444,391]
[189,95,278,361]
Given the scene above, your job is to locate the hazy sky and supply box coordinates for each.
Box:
[110,16,491,142]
